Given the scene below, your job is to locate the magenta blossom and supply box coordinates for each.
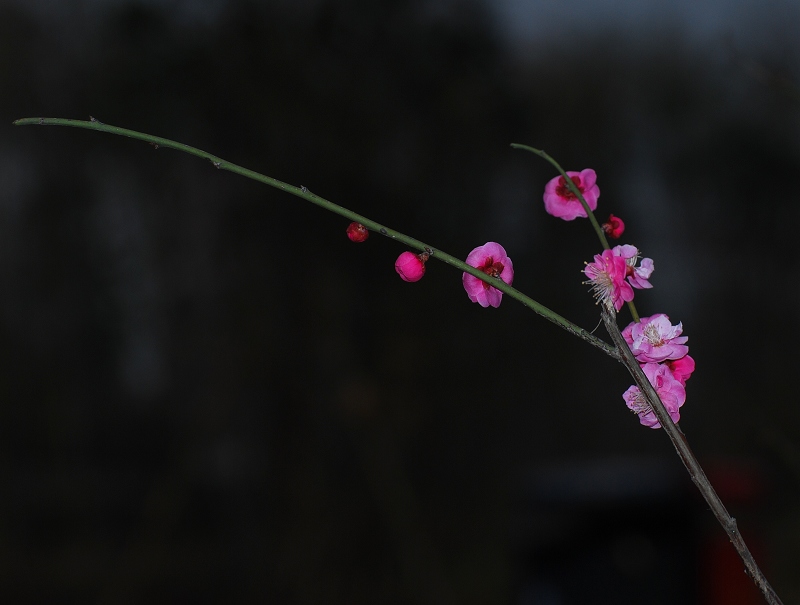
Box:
[602,214,625,239]
[462,242,514,308]
[623,363,686,429]
[543,169,600,221]
[622,314,689,363]
[612,244,654,289]
[666,355,695,386]
[395,251,427,282]
[583,249,633,312]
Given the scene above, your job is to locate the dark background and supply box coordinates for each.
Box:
[2,0,800,603]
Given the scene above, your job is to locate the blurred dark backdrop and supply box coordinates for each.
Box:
[2,0,800,603]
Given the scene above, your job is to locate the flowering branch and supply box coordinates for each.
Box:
[12,117,616,359]
[15,117,784,604]
[511,144,642,323]
[602,307,783,605]
[510,139,782,603]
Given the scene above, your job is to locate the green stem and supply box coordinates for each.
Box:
[14,117,618,360]
[511,143,641,323]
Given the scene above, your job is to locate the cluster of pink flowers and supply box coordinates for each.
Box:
[356,164,693,430]
[621,314,695,428]
[543,167,693,429]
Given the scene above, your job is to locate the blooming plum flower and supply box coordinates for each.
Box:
[395,251,427,282]
[612,244,654,289]
[602,214,625,239]
[346,222,369,242]
[666,355,695,386]
[462,242,514,308]
[623,362,686,429]
[543,169,600,221]
[622,314,688,363]
[583,249,633,312]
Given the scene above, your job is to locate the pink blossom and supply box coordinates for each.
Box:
[602,214,625,239]
[612,244,654,289]
[543,169,600,221]
[583,249,633,312]
[666,355,695,386]
[346,222,369,242]
[622,314,688,363]
[623,363,686,429]
[395,251,427,282]
[462,242,514,308]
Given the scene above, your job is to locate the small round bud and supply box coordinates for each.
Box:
[395,251,427,282]
[346,222,369,242]
[602,214,625,239]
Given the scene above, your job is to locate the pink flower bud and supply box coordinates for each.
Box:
[395,251,427,282]
[346,222,369,242]
[602,214,625,238]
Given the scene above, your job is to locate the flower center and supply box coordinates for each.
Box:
[479,257,504,289]
[555,175,583,200]
[643,324,665,347]
[629,390,652,418]
[587,269,614,306]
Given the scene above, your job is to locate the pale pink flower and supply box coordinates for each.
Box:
[622,314,688,363]
[666,355,695,386]
[583,249,633,312]
[612,244,654,289]
[543,169,600,221]
[623,362,686,429]
[462,242,514,308]
[395,251,427,282]
[602,214,625,239]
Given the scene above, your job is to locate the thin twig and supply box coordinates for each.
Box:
[601,308,783,605]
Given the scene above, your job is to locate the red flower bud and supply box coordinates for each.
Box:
[602,214,625,239]
[346,222,369,242]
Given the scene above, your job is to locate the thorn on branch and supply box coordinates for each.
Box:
[300,186,308,193]
[150,142,159,150]
[210,160,221,169]
[38,118,44,125]
[89,116,104,124]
